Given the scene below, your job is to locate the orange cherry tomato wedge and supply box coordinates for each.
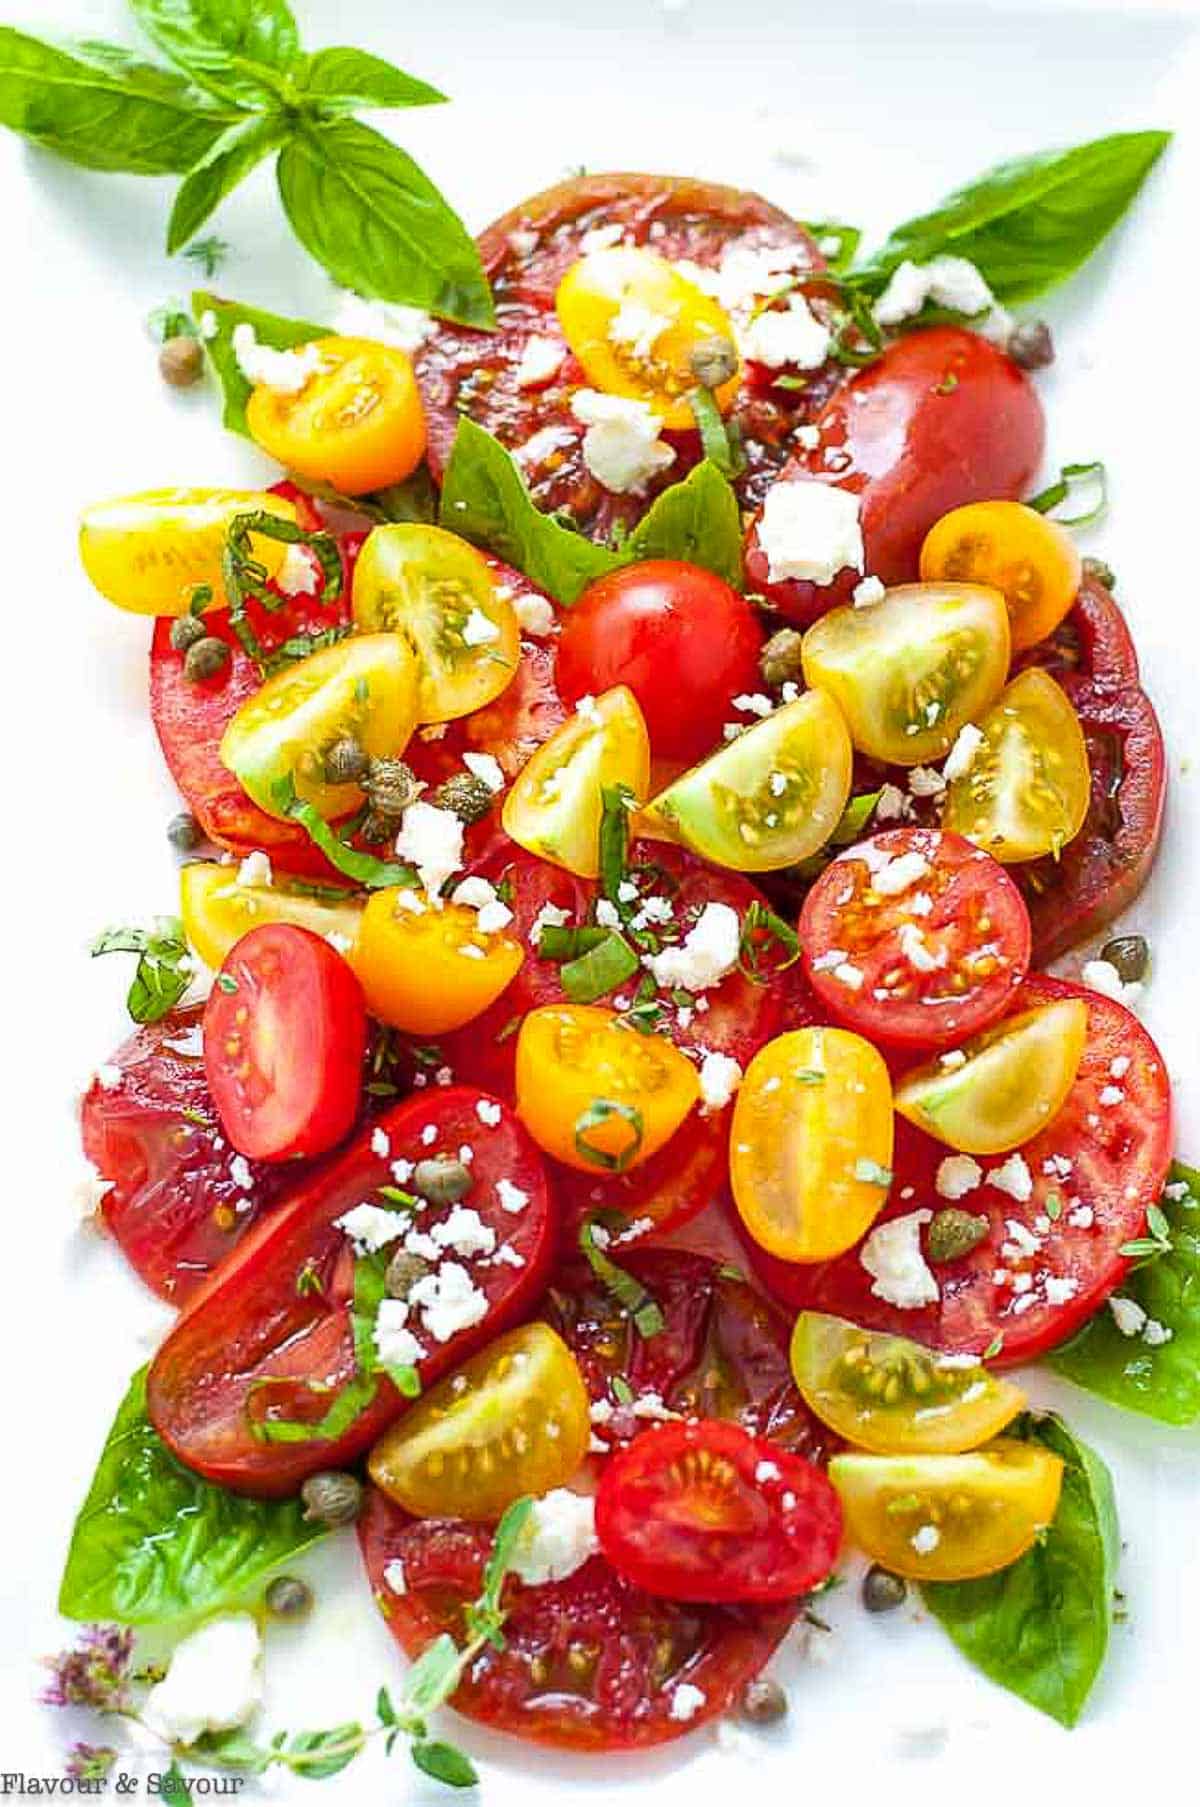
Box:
[349,888,524,1034]
[245,336,426,496]
[920,500,1082,654]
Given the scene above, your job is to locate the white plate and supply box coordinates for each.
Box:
[3,0,1199,1801]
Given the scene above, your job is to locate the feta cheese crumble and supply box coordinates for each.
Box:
[860,1210,939,1309]
[374,1299,426,1369]
[508,1489,599,1585]
[515,590,556,637]
[336,1202,406,1253]
[143,1615,263,1747]
[514,336,565,387]
[873,256,1011,343]
[394,802,465,903]
[231,323,322,394]
[987,1154,1034,1202]
[330,292,433,352]
[409,1262,490,1342]
[698,1050,742,1114]
[669,1683,708,1723]
[755,479,864,586]
[936,1154,983,1200]
[463,751,505,793]
[942,722,984,783]
[236,849,273,889]
[274,542,319,598]
[571,390,676,494]
[738,294,830,370]
[646,902,740,993]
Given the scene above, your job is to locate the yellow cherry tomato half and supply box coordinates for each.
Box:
[502,687,650,877]
[640,689,853,873]
[942,667,1090,862]
[351,524,520,723]
[220,633,420,822]
[245,335,426,497]
[730,1026,893,1262]
[349,888,524,1034]
[790,1312,1026,1456]
[919,500,1083,654]
[179,861,364,973]
[828,1441,1064,1581]
[555,245,741,428]
[515,1004,700,1173]
[79,487,297,616]
[801,582,1011,767]
[894,996,1088,1155]
[368,1323,591,1522]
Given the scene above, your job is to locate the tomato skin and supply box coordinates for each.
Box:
[1018,568,1139,689]
[359,1490,797,1749]
[146,1088,554,1495]
[246,337,426,496]
[744,328,1046,626]
[595,1419,842,1603]
[556,562,762,763]
[550,1106,730,1240]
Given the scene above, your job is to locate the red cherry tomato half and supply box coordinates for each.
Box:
[595,1418,842,1603]
[556,561,763,763]
[799,826,1031,1051]
[359,1490,795,1750]
[203,924,367,1163]
[744,327,1045,626]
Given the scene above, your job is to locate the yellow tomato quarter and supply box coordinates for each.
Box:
[942,667,1090,862]
[79,487,298,616]
[180,861,364,973]
[245,335,426,496]
[349,889,524,1034]
[502,687,650,877]
[920,500,1082,654]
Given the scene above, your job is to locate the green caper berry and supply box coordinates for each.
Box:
[926,1208,990,1264]
[385,1249,430,1301]
[363,757,421,819]
[432,771,494,826]
[689,334,738,389]
[1082,555,1117,592]
[1099,933,1149,985]
[862,1565,907,1613]
[738,1676,787,1725]
[323,736,369,787]
[759,627,805,689]
[299,1470,363,1527]
[360,810,397,845]
[1006,320,1054,371]
[166,811,201,853]
[412,1155,473,1207]
[170,613,208,653]
[184,636,231,683]
[159,334,204,388]
[265,1575,313,1619]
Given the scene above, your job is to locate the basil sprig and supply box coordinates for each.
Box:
[0,4,492,326]
[91,916,192,1023]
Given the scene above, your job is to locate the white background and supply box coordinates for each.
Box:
[3,0,1200,1801]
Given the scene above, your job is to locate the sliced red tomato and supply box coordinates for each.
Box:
[595,1419,842,1603]
[203,924,366,1162]
[744,328,1045,626]
[146,1088,553,1494]
[738,976,1173,1366]
[546,1248,831,1460]
[550,1106,730,1240]
[1017,568,1139,689]
[359,1490,795,1749]
[80,1008,302,1303]
[799,826,1030,1051]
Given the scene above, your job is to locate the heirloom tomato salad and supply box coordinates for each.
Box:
[49,149,1193,1788]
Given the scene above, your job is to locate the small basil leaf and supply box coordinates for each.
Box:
[297,47,445,112]
[191,289,329,436]
[560,930,639,1003]
[624,458,744,591]
[167,113,289,254]
[128,0,301,108]
[277,117,494,329]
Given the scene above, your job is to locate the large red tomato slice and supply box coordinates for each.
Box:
[1017,569,1139,689]
[146,1088,553,1494]
[359,1492,796,1750]
[744,327,1045,625]
[738,976,1173,1366]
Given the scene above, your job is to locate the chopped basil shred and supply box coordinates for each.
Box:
[1027,460,1107,528]
[573,1099,644,1173]
[688,386,742,478]
[598,783,636,916]
[269,775,419,890]
[560,931,641,1004]
[738,899,802,983]
[221,509,344,674]
[579,1218,664,1337]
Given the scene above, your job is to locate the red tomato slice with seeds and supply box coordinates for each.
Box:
[359,1491,796,1750]
[550,1107,730,1240]
[737,976,1173,1366]
[146,1088,553,1494]
[799,826,1030,1052]
[1017,568,1139,689]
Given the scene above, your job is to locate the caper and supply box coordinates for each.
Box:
[323,736,369,787]
[759,627,805,689]
[360,809,397,845]
[170,613,208,653]
[159,334,204,388]
[184,636,231,683]
[385,1249,430,1300]
[1006,319,1054,371]
[738,1676,787,1725]
[412,1155,473,1207]
[166,811,201,854]
[299,1470,363,1527]
[926,1207,990,1264]
[862,1565,907,1613]
[1099,933,1149,985]
[432,771,494,825]
[1082,555,1117,593]
[265,1575,313,1619]
[689,334,738,390]
[363,757,421,820]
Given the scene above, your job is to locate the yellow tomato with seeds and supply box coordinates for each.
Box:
[245,336,426,496]
[349,889,524,1033]
[79,487,298,616]
[942,667,1090,862]
[180,861,364,973]
[555,245,741,427]
[515,1004,699,1173]
[919,500,1082,653]
[730,1026,893,1262]
[828,1441,1064,1581]
[790,1312,1026,1455]
[502,686,650,877]
[369,1324,591,1522]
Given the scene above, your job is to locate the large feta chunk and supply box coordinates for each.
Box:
[646,902,740,993]
[570,390,675,495]
[142,1615,263,1747]
[394,802,465,903]
[739,294,830,370]
[508,1489,599,1585]
[756,479,864,586]
[231,323,322,394]
[860,1210,939,1309]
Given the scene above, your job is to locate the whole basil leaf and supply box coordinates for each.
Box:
[923,1413,1119,1727]
[167,113,288,253]
[192,288,329,435]
[129,0,301,108]
[58,1367,327,1625]
[625,457,744,590]
[297,47,445,113]
[0,28,235,174]
[858,130,1170,304]
[1049,1163,1200,1425]
[277,117,494,329]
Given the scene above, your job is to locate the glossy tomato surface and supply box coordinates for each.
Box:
[738,977,1173,1365]
[1017,569,1140,689]
[146,1089,553,1494]
[359,1490,796,1749]
[549,1106,730,1239]
[745,328,1045,625]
